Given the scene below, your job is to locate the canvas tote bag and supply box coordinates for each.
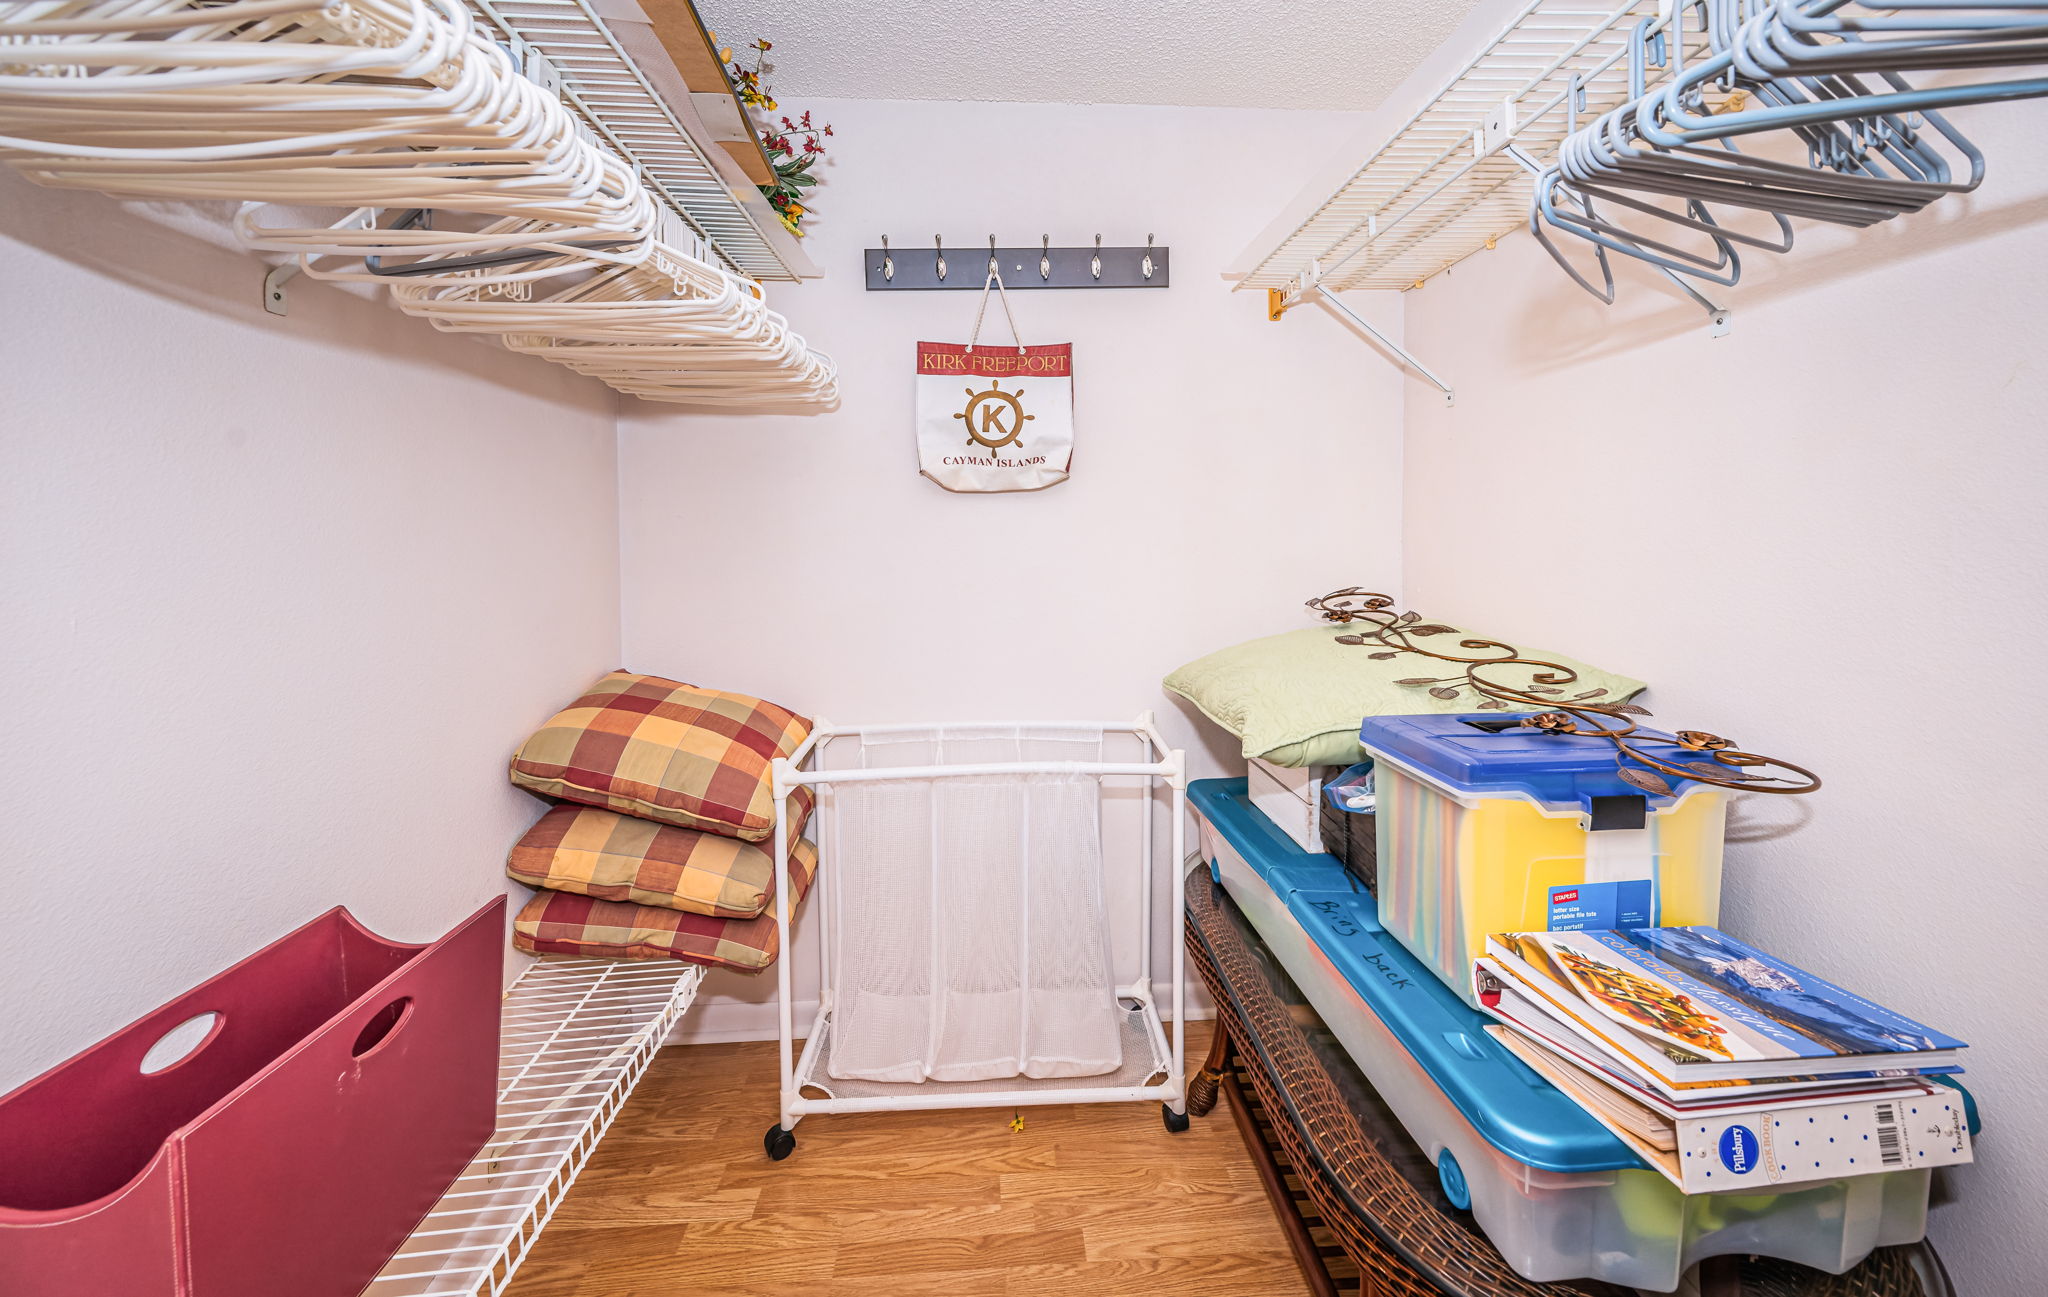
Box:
[916,271,1074,493]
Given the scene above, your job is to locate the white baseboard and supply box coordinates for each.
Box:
[663,998,1214,1047]
[664,998,815,1045]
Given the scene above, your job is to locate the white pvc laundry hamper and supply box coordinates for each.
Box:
[761,715,1188,1159]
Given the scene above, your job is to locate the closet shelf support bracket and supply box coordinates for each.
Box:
[1272,273,1453,406]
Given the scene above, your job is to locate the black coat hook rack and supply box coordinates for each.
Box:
[864,235,1169,290]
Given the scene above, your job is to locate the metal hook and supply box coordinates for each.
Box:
[1091,234,1101,281]
[988,234,998,278]
[1142,233,1154,280]
[1040,235,1050,281]
[935,234,946,282]
[881,234,893,282]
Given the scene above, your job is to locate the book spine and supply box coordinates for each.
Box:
[1675,1090,1972,1193]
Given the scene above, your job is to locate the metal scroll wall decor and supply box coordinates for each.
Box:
[1305,588,1820,796]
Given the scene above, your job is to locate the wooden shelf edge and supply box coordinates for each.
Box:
[636,0,778,187]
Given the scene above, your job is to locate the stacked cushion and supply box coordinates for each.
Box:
[509,670,810,841]
[512,847,818,972]
[1165,624,1649,768]
[508,802,816,919]
[507,670,817,970]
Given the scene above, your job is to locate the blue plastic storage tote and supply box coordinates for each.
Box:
[1191,777,1946,1291]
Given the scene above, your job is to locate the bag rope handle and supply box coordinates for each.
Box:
[965,268,1028,356]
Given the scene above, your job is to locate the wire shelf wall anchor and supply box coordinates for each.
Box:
[263,262,300,317]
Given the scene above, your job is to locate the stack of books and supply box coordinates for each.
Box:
[1475,926,1973,1193]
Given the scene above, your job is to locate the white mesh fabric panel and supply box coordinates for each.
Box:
[929,764,1024,1081]
[823,734,937,1084]
[824,727,1122,1083]
[1019,756,1121,1078]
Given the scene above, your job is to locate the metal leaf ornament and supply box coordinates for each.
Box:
[1304,588,1821,795]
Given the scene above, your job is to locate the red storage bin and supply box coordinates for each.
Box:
[0,897,505,1297]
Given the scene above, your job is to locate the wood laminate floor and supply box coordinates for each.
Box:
[504,1019,1315,1297]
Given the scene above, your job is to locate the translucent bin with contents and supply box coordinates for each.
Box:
[1190,778,1946,1292]
[1360,713,1727,1007]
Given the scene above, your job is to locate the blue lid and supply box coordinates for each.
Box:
[1359,713,1708,809]
[1191,777,1642,1175]
[1192,772,1356,899]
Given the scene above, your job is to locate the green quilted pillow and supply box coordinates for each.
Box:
[1164,624,1649,768]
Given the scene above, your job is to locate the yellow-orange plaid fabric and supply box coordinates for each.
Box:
[507,803,816,919]
[512,855,816,971]
[509,671,811,841]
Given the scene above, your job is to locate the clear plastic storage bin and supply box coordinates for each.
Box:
[1192,779,1940,1293]
[1360,714,1727,1007]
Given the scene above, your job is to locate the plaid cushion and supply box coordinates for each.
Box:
[512,855,815,971]
[509,671,811,841]
[507,802,815,919]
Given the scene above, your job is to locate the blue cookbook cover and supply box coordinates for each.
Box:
[1511,927,1969,1065]
[1609,927,1967,1058]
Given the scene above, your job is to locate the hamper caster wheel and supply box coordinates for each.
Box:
[1162,1103,1190,1134]
[763,1124,796,1161]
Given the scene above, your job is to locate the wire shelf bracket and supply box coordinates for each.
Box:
[1267,265,1455,406]
[367,957,702,1297]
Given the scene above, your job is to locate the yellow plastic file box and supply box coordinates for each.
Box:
[1360,714,1726,1007]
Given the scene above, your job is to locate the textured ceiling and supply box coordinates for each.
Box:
[696,0,1487,111]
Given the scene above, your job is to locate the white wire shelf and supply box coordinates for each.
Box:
[468,0,818,282]
[1239,0,1711,294]
[369,957,702,1297]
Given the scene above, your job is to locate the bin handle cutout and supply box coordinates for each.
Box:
[140,1011,224,1075]
[350,996,414,1060]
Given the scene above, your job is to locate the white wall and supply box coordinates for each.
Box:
[0,173,620,1090]
[616,97,1403,1038]
[1398,108,2048,1296]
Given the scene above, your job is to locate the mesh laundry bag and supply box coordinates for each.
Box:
[825,727,1122,1083]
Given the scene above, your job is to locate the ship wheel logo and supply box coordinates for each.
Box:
[954,380,1033,453]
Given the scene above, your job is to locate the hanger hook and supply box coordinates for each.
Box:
[881,234,893,282]
[989,234,998,278]
[1142,233,1155,280]
[1040,234,1050,281]
[935,234,946,282]
[1091,234,1102,281]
